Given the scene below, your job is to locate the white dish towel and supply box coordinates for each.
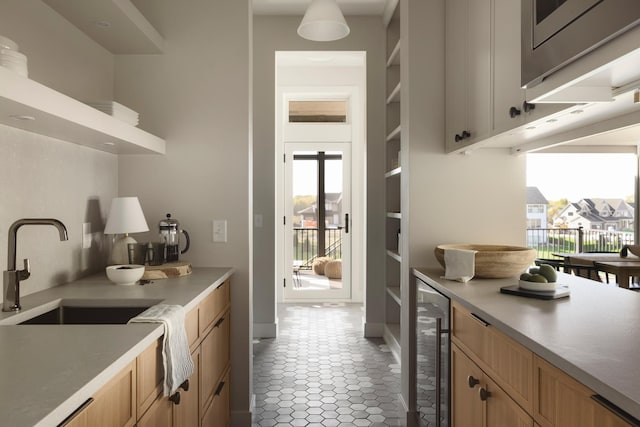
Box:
[443,248,478,283]
[129,304,195,396]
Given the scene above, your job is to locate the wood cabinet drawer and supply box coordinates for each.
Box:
[452,301,489,361]
[199,279,230,336]
[534,356,634,427]
[201,367,230,427]
[452,301,533,413]
[137,339,164,419]
[60,361,137,427]
[185,305,199,351]
[200,308,231,411]
[136,394,172,427]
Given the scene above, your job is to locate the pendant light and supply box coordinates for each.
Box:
[298,0,350,42]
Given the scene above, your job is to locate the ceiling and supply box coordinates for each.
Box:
[252,0,392,16]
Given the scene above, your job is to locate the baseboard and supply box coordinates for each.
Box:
[383,325,401,363]
[253,322,277,338]
[230,409,252,427]
[364,322,384,337]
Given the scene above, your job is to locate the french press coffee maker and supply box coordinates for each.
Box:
[159,213,190,262]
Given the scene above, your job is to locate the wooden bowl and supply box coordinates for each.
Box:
[434,244,537,279]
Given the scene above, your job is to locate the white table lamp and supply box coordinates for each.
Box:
[104,197,149,265]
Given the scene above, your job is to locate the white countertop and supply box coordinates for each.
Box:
[0,267,233,427]
[413,267,640,422]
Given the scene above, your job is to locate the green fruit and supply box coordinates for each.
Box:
[529,267,540,274]
[520,273,533,281]
[528,274,549,283]
[538,264,557,282]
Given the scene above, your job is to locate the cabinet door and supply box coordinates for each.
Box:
[594,400,635,427]
[201,368,230,427]
[466,0,492,144]
[185,305,200,351]
[492,0,525,134]
[452,344,483,427]
[137,395,173,427]
[445,0,469,151]
[484,375,533,427]
[86,360,136,427]
[200,309,231,411]
[137,338,164,418]
[174,347,200,427]
[199,279,230,336]
[534,355,595,427]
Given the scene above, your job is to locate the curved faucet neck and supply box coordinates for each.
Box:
[7,218,68,270]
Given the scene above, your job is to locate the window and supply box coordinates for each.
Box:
[527,204,545,214]
[288,101,347,123]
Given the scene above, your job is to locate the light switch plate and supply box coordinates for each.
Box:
[213,220,227,243]
[82,222,92,249]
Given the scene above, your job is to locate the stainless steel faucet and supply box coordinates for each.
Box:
[3,218,68,312]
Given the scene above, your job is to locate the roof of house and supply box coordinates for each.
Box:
[560,198,633,223]
[526,186,548,205]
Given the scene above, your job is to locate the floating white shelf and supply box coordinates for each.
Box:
[387,286,401,306]
[43,0,164,54]
[0,67,166,154]
[386,212,402,219]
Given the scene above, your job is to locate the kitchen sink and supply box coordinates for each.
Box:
[15,299,161,325]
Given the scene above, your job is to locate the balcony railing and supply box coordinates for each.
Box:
[526,227,634,258]
[293,227,342,269]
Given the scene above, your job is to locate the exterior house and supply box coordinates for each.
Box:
[554,198,634,231]
[526,186,549,229]
[296,192,342,227]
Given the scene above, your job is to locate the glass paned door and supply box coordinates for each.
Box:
[284,143,351,300]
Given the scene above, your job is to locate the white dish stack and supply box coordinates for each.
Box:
[85,101,139,127]
[0,35,27,77]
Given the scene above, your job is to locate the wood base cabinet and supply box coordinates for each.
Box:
[59,360,136,427]
[534,356,634,427]
[452,344,533,427]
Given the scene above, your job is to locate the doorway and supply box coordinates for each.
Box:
[283,143,352,300]
[275,51,366,304]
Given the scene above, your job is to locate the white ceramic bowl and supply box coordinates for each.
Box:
[106,265,145,285]
[519,279,557,292]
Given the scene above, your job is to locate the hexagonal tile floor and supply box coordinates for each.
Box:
[252,303,406,426]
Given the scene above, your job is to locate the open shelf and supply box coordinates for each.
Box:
[387,39,401,67]
[385,167,402,179]
[387,250,402,263]
[386,286,401,305]
[0,67,165,154]
[387,212,402,219]
[386,124,401,142]
[386,82,401,104]
[43,0,164,54]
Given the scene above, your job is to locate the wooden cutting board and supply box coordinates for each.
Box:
[141,261,192,280]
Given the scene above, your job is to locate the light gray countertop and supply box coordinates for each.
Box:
[413,267,640,422]
[0,267,234,427]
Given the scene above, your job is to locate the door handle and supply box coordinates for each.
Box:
[337,214,349,233]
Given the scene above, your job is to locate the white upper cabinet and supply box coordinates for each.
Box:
[445,0,491,153]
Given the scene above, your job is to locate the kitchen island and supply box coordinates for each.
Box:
[413,267,640,425]
[0,267,233,427]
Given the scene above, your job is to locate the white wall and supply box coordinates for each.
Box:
[115,0,252,424]
[253,16,387,336]
[0,1,117,300]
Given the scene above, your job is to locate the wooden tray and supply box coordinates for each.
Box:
[141,261,192,280]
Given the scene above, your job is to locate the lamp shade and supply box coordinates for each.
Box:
[298,0,350,42]
[104,197,149,235]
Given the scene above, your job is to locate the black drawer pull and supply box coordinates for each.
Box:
[169,391,181,405]
[215,381,226,396]
[214,316,225,328]
[180,379,190,391]
[470,313,490,327]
